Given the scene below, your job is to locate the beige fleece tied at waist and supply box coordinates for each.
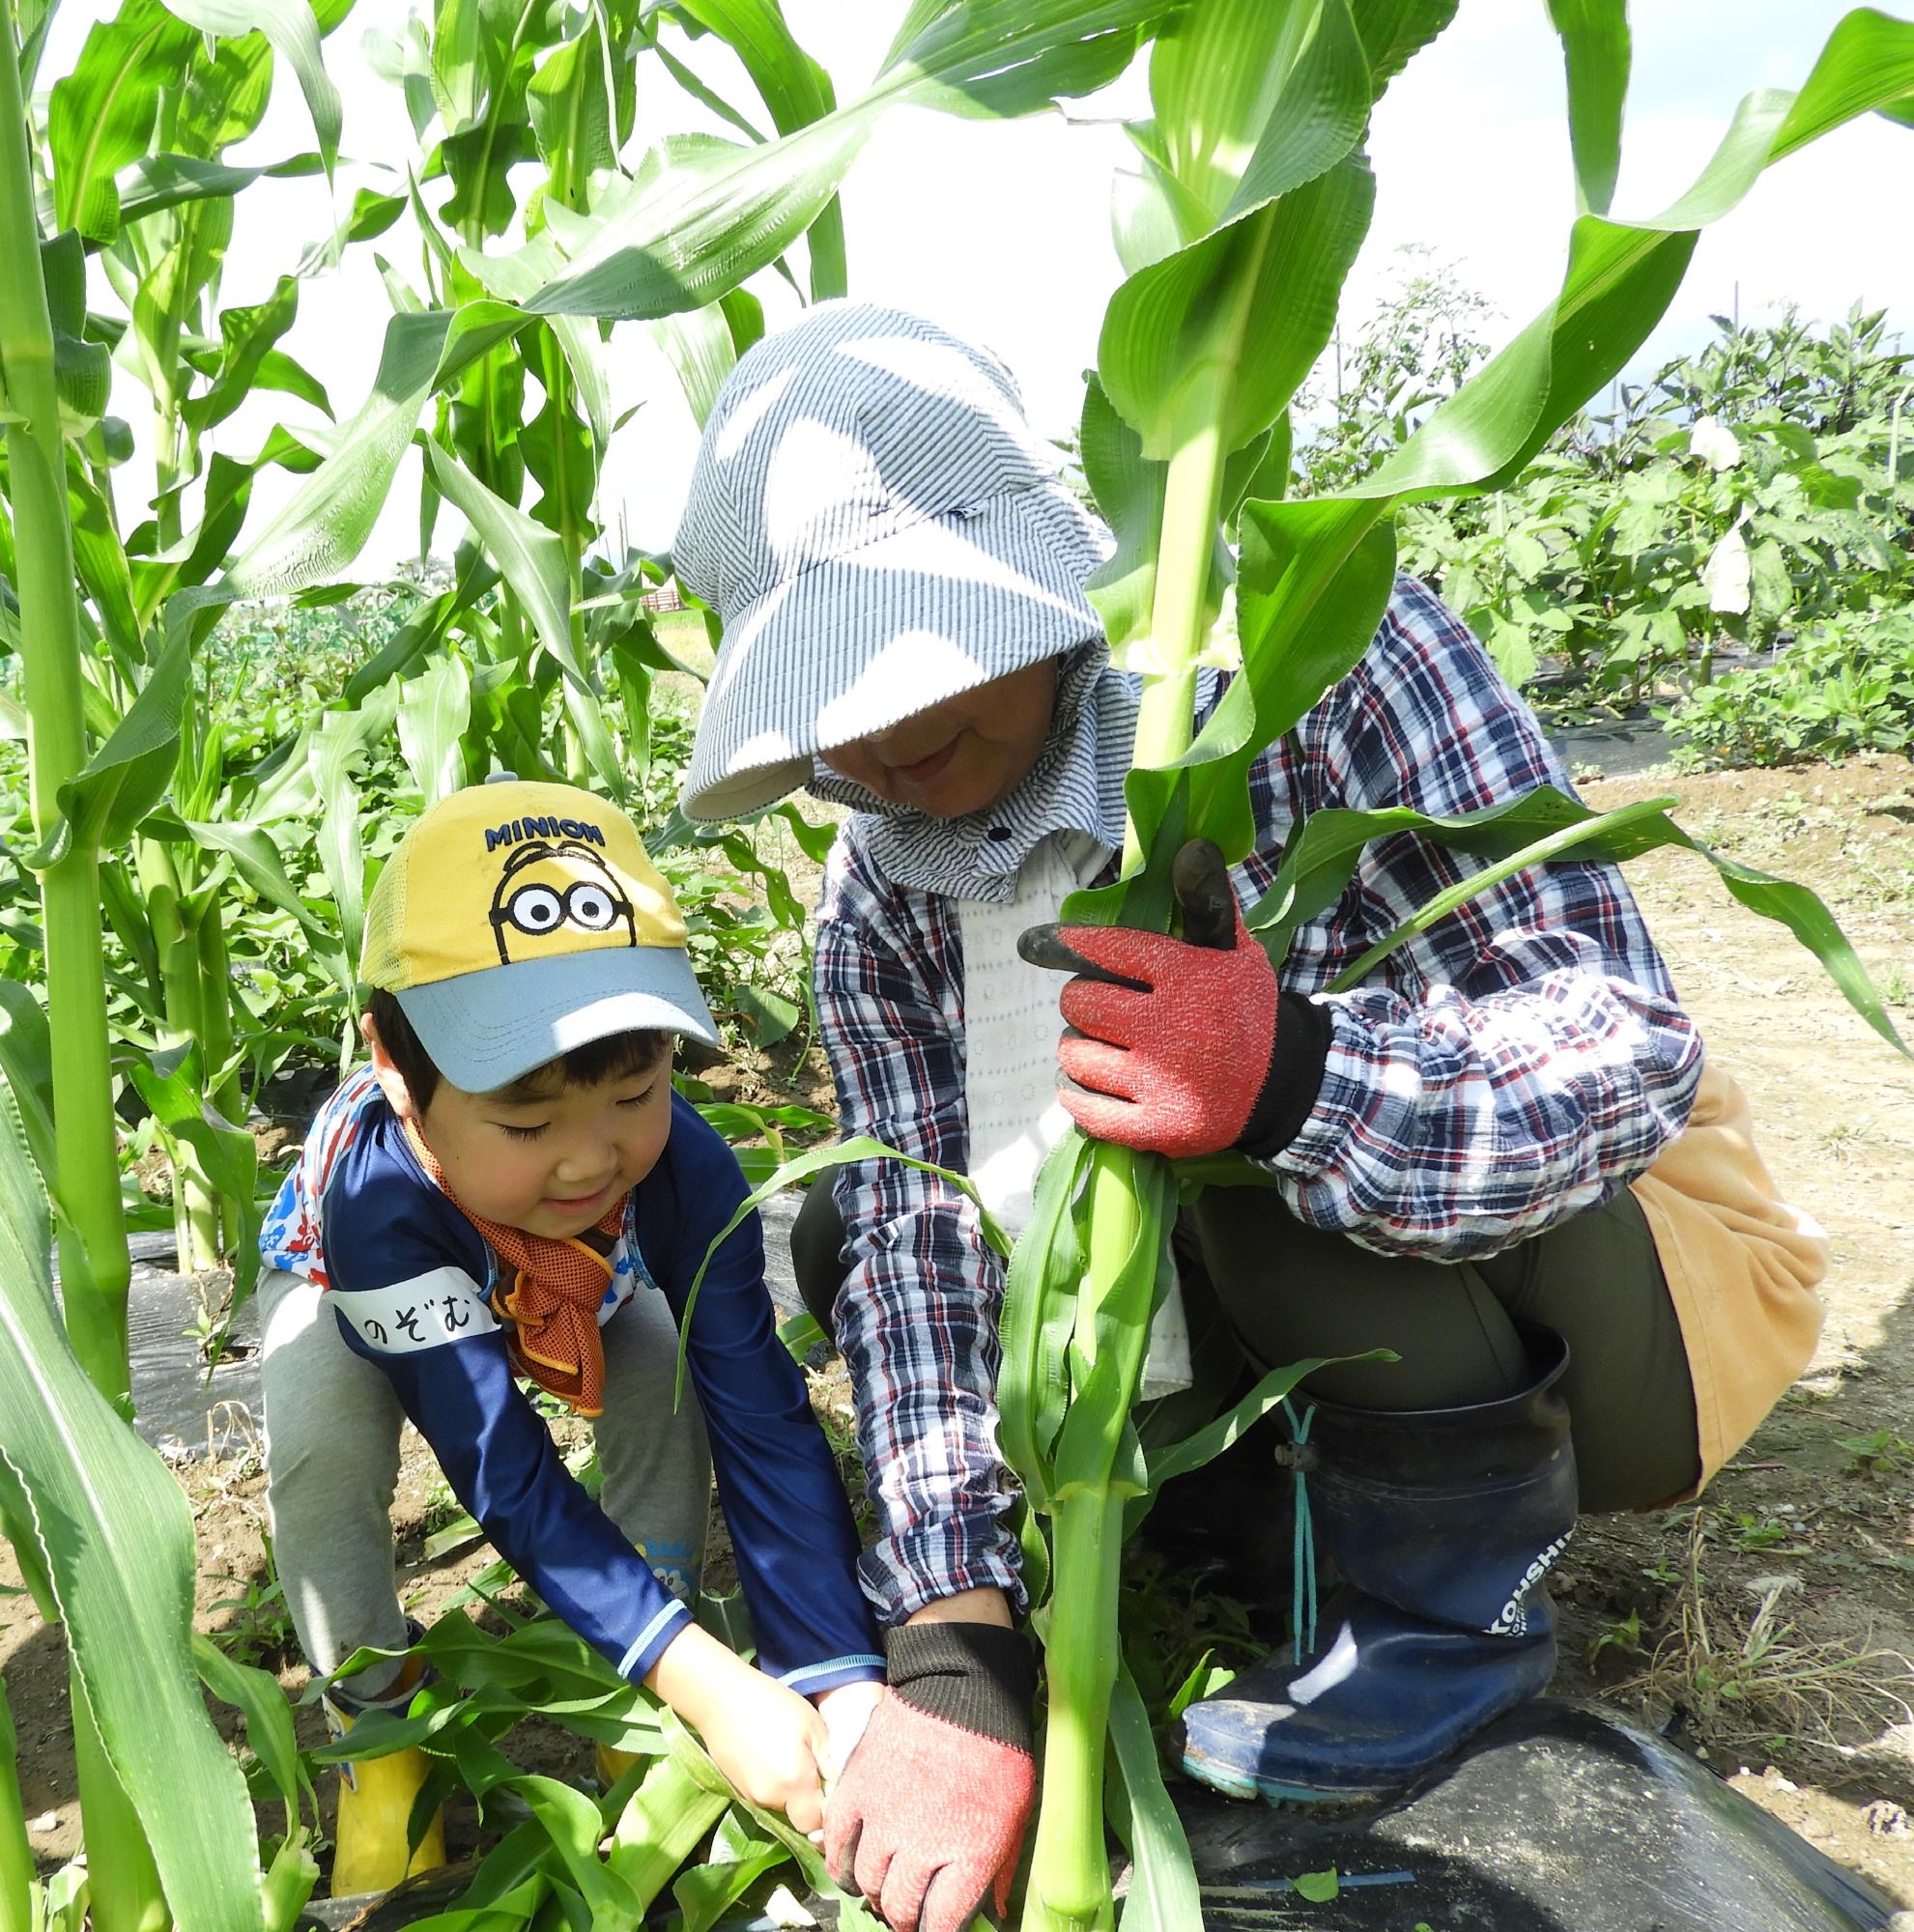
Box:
[1630,1061,1827,1492]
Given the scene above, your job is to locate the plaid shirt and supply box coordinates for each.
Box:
[814,576,1702,1622]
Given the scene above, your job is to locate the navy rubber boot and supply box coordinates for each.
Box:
[1180,1327,1577,1805]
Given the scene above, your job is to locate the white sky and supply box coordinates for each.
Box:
[43,1,1914,575]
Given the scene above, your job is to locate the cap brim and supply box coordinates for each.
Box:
[678,482,1108,822]
[395,947,719,1094]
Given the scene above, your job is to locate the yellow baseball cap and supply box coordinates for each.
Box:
[361,779,718,1092]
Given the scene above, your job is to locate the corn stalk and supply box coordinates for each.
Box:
[0,4,130,1403]
[0,1676,31,1932]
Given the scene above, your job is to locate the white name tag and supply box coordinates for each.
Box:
[336,1266,499,1354]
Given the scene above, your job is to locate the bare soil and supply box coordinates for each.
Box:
[1553,752,1914,1906]
[4,753,1912,1906]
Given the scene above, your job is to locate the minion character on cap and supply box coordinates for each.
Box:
[490,839,637,965]
[360,778,718,1094]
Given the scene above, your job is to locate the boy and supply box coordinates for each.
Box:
[259,778,883,1894]
[671,303,1826,1932]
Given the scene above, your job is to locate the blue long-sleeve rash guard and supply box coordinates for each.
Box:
[288,1079,883,1692]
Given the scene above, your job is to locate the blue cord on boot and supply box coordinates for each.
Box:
[1275,1398,1318,1665]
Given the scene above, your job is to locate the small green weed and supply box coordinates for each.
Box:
[1121,1548,1264,1735]
[1588,1606,1646,1667]
[206,1535,297,1667]
[1719,1509,1811,1554]
[1814,1119,1874,1164]
[1837,1427,1914,1475]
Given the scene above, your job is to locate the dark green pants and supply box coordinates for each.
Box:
[791,1177,1700,1515]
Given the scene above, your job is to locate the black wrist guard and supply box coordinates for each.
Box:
[883,1622,1038,1755]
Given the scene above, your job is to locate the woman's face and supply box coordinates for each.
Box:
[818,658,1060,820]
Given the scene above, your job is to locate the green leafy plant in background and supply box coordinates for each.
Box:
[1329,282,1914,717]
[1662,601,1914,767]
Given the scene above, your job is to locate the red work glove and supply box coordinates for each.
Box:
[1019,838,1326,1160]
[824,1624,1036,1932]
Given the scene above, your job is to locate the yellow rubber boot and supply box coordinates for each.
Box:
[595,1742,641,1792]
[327,1700,447,1896]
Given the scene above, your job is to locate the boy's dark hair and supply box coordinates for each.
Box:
[366,988,671,1111]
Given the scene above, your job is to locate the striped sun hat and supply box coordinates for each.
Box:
[672,302,1109,822]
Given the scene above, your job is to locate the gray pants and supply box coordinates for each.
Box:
[260,1267,713,1699]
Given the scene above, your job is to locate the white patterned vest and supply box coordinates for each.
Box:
[956,830,1192,1398]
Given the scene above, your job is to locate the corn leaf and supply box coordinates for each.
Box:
[397,651,473,809]
[190,1633,313,1824]
[0,1673,33,1932]
[45,623,191,863]
[502,1775,643,1920]
[0,984,57,1202]
[162,0,342,181]
[182,275,324,436]
[45,0,199,242]
[523,0,1165,318]
[166,813,355,990]
[112,150,323,231]
[669,0,847,299]
[0,1084,263,1928]
[887,0,1149,118]
[1547,0,1630,217]
[38,232,111,429]
[1049,1147,1175,1501]
[1106,1660,1201,1932]
[420,439,622,797]
[648,298,749,433]
[527,15,631,195]
[1157,0,1370,228]
[603,1747,730,1909]
[128,1047,262,1313]
[1372,791,1904,1052]
[1351,0,1458,96]
[1085,7,1914,932]
[672,1824,787,1932]
[1100,132,1374,461]
[996,1128,1093,1510]
[225,300,528,596]
[519,114,869,320]
[65,458,142,661]
[307,686,400,973]
[675,1135,1009,1404]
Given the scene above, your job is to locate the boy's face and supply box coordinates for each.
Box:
[817,658,1059,820]
[368,1024,673,1237]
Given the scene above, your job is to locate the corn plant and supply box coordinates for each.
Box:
[989,6,1914,1930]
[0,2,1190,1918]
[0,1071,302,1930]
[0,0,356,1338]
[0,7,131,1403]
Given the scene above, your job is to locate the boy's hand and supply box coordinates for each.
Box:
[814,1679,886,1784]
[1019,838,1296,1160]
[823,1624,1036,1932]
[650,1626,829,1835]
